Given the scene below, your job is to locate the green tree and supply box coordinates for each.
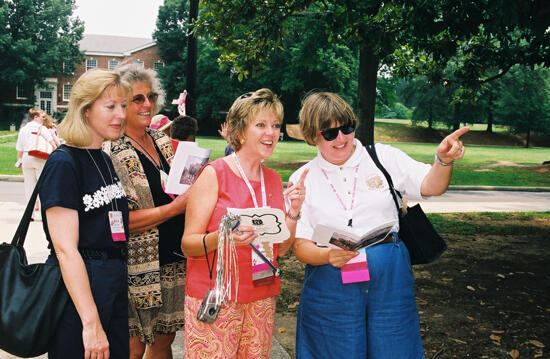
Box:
[495,65,550,147]
[197,0,550,144]
[0,0,83,101]
[153,0,189,112]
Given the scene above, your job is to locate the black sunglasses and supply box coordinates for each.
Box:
[132,93,158,105]
[319,120,356,141]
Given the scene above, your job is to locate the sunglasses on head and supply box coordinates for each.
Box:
[319,120,356,141]
[132,93,158,105]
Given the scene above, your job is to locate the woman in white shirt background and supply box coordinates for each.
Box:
[15,108,58,220]
[289,92,469,359]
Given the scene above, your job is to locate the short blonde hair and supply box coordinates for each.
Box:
[43,114,54,129]
[299,92,357,146]
[116,63,165,114]
[226,88,284,152]
[58,69,131,147]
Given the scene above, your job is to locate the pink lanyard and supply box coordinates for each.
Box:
[321,164,359,227]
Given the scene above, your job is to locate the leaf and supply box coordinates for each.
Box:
[490,334,501,343]
[528,340,545,348]
[287,301,300,309]
[452,338,467,344]
[508,349,519,358]
[466,316,475,321]
[467,285,476,291]
[278,327,286,333]
[492,330,505,334]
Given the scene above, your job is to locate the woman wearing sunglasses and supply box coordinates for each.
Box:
[109,64,187,359]
[289,92,469,358]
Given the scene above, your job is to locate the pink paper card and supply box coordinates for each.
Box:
[341,248,369,284]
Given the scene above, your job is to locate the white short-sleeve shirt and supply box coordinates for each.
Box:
[289,139,431,241]
[16,121,53,153]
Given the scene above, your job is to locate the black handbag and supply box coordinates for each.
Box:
[0,149,71,357]
[366,145,447,265]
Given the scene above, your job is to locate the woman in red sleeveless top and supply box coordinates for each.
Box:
[181,88,307,358]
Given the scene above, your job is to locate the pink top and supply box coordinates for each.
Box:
[185,158,284,303]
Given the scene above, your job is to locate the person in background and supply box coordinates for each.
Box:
[40,69,130,358]
[43,114,62,147]
[150,114,172,137]
[218,121,234,155]
[290,92,469,358]
[15,108,57,220]
[169,115,198,151]
[110,64,187,359]
[181,88,307,358]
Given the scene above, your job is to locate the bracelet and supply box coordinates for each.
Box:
[435,154,454,167]
[287,211,301,221]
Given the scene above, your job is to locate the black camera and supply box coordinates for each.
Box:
[196,288,222,323]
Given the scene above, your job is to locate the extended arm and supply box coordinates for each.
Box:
[421,127,469,196]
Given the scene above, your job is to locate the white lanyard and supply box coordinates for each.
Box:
[321,164,359,227]
[232,152,266,208]
[86,149,118,212]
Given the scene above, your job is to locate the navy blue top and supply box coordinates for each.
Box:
[39,145,129,251]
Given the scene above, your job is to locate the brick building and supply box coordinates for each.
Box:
[1,34,163,127]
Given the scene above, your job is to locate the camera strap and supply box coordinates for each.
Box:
[202,231,216,284]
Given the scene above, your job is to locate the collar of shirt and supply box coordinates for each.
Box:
[317,138,366,172]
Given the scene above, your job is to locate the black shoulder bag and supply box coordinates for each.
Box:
[366,145,447,265]
[0,147,77,357]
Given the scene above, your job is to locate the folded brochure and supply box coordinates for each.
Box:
[312,220,397,251]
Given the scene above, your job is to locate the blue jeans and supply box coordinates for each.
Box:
[47,255,129,359]
[296,237,425,359]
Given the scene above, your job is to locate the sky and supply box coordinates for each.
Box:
[73,0,164,39]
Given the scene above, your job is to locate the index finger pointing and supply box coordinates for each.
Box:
[297,168,310,186]
[449,126,470,140]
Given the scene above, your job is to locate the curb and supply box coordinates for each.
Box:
[2,175,550,192]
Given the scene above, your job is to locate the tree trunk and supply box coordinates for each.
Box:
[355,45,379,145]
[428,109,433,129]
[185,0,199,118]
[452,103,461,131]
[525,127,531,148]
[486,108,493,133]
[486,94,493,133]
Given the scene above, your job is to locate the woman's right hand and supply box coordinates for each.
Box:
[232,225,258,246]
[327,249,359,268]
[82,320,109,359]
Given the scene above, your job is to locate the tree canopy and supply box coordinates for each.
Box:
[197,0,550,144]
[0,0,84,101]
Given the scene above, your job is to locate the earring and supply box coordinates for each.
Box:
[240,138,245,145]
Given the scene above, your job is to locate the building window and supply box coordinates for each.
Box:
[63,84,72,101]
[86,59,97,71]
[108,60,119,70]
[154,61,164,71]
[16,85,29,100]
[134,60,144,68]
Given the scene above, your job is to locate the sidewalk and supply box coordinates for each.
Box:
[0,200,290,359]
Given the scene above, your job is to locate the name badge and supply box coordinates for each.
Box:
[109,211,126,242]
[252,242,274,285]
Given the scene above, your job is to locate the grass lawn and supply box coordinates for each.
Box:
[2,125,549,186]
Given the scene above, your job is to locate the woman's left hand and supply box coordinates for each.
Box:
[436,126,470,163]
[284,168,309,215]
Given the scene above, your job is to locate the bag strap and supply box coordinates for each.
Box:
[365,145,403,216]
[11,146,80,247]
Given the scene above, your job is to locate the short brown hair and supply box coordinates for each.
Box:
[299,92,357,146]
[226,88,284,152]
[28,108,42,121]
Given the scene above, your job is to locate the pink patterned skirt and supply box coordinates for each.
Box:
[184,295,276,359]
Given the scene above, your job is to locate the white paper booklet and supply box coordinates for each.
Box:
[227,207,290,244]
[312,220,397,250]
[165,141,212,194]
